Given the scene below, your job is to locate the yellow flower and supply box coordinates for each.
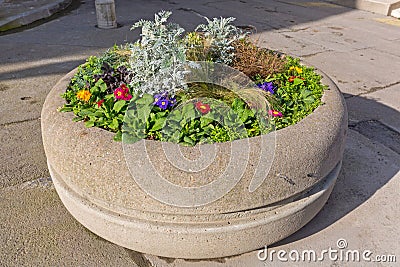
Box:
[289,66,303,74]
[76,90,91,102]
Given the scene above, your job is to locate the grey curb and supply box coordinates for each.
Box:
[0,0,72,32]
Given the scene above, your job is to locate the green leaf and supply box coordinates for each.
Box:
[232,98,245,111]
[169,110,183,122]
[122,133,141,144]
[105,94,114,100]
[99,80,108,92]
[109,118,119,130]
[72,117,83,122]
[182,103,195,119]
[85,120,95,127]
[203,112,217,120]
[113,100,126,113]
[78,109,95,117]
[301,89,312,98]
[94,110,104,117]
[58,106,73,112]
[151,117,166,131]
[136,105,152,121]
[183,136,195,145]
[113,131,122,141]
[293,78,304,86]
[136,94,154,105]
[200,117,213,127]
[303,96,315,104]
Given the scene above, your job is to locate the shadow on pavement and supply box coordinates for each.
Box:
[0,0,355,78]
[273,93,400,247]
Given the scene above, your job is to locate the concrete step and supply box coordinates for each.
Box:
[0,0,72,32]
[329,0,400,17]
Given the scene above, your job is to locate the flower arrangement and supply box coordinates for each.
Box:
[59,11,326,145]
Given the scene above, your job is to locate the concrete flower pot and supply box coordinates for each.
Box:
[41,67,347,259]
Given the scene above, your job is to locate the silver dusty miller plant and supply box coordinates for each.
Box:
[128,11,244,96]
[129,11,188,96]
[195,16,245,65]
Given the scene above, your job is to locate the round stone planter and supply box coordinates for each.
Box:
[41,68,347,259]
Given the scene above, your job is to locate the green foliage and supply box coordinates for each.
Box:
[60,46,133,140]
[59,11,327,146]
[122,93,271,146]
[266,57,326,129]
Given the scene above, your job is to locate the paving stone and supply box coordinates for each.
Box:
[304,48,400,95]
[345,84,400,132]
[373,38,400,57]
[0,187,136,266]
[253,31,332,57]
[0,43,107,125]
[280,20,390,52]
[316,9,400,40]
[0,120,48,188]
[350,120,400,153]
[364,82,400,112]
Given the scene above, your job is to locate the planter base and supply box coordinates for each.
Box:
[49,160,341,259]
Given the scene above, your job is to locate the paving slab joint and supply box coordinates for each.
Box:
[359,80,400,96]
[0,117,41,127]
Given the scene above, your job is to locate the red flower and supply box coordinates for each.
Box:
[195,101,211,115]
[114,84,132,101]
[268,110,283,117]
[96,99,105,107]
[288,76,305,83]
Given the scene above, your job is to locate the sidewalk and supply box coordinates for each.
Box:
[0,0,399,266]
[1,0,399,34]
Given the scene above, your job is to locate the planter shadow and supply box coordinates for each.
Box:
[272,93,400,247]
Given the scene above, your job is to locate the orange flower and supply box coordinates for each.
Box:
[76,90,91,102]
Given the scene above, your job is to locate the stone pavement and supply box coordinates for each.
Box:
[0,0,399,266]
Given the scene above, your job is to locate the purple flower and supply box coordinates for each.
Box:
[257,82,275,94]
[156,99,170,110]
[169,96,176,107]
[154,92,176,110]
